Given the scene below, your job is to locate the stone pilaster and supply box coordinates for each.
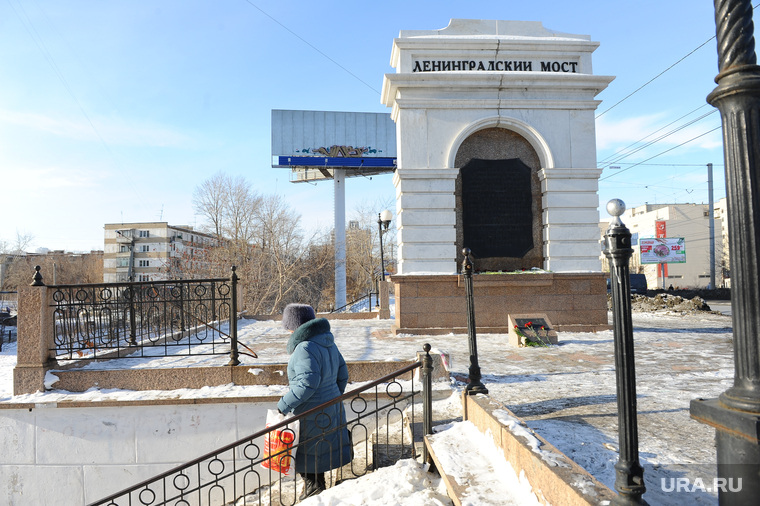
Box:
[539,167,604,272]
[393,168,459,274]
[13,285,53,394]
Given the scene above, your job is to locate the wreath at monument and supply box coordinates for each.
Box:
[513,321,552,347]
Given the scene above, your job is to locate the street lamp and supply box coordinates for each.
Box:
[377,210,393,281]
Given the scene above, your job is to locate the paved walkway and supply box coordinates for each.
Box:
[269,309,731,505]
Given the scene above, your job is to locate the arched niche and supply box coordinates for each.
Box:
[454,127,544,271]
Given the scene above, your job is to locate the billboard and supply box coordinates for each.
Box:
[271,110,397,182]
[640,238,686,264]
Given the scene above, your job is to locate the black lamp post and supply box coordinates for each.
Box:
[690,2,760,503]
[604,200,646,505]
[462,248,487,395]
[377,210,392,282]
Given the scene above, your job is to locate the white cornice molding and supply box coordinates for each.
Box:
[538,167,604,180]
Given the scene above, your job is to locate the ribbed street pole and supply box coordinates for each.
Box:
[604,200,647,505]
[708,163,716,289]
[691,2,760,504]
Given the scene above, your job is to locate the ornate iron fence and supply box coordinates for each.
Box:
[50,268,241,364]
[89,345,434,506]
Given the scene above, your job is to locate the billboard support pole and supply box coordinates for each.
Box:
[334,169,347,310]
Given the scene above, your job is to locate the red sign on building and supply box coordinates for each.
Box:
[654,220,668,278]
[655,220,666,238]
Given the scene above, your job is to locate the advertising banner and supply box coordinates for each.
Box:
[640,238,686,264]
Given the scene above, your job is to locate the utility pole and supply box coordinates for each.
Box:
[708,163,716,289]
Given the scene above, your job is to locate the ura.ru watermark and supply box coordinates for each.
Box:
[661,477,742,493]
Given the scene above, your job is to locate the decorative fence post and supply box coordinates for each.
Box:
[603,200,646,505]
[13,266,53,395]
[179,281,187,332]
[127,285,137,346]
[462,248,487,395]
[227,266,240,366]
[690,2,760,503]
[421,343,433,464]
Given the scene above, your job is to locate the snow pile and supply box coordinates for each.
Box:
[299,459,451,506]
[428,420,541,505]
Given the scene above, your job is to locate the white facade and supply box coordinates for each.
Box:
[381,19,613,274]
[600,203,726,289]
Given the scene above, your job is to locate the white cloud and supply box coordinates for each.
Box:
[0,109,192,148]
[596,112,723,155]
[2,165,105,189]
[596,110,723,163]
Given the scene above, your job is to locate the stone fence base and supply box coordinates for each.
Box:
[391,272,609,335]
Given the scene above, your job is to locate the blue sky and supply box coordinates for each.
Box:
[0,1,725,252]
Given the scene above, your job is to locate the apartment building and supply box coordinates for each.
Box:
[103,222,218,283]
[600,203,726,289]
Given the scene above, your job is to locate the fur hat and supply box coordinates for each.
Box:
[282,303,316,331]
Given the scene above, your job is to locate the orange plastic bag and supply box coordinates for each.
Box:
[262,409,299,477]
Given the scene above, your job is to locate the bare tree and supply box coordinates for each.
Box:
[225,176,262,245]
[0,232,34,255]
[192,171,229,238]
[0,251,103,290]
[346,198,397,301]
[188,174,333,314]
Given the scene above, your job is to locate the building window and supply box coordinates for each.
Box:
[139,260,149,267]
[139,230,150,238]
[117,257,129,267]
[120,245,130,253]
[138,274,150,282]
[141,245,150,252]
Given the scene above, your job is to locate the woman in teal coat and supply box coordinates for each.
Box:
[277,304,352,499]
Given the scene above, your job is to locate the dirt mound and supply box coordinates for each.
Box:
[608,294,718,314]
[648,287,731,301]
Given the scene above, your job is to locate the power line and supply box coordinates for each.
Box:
[596,37,716,119]
[598,104,715,165]
[603,163,723,167]
[596,2,760,119]
[600,126,723,181]
[600,110,718,169]
[6,0,145,203]
[242,0,381,95]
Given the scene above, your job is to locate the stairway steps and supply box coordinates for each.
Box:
[424,428,508,506]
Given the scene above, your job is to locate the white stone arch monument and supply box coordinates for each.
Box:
[381,19,614,334]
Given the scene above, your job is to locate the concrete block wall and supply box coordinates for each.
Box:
[0,400,271,505]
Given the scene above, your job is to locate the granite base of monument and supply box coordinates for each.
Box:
[391,272,609,336]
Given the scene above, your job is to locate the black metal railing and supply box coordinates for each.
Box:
[329,290,377,314]
[50,268,241,364]
[90,345,434,506]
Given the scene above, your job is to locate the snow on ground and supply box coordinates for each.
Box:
[428,420,542,505]
[0,308,735,504]
[298,459,452,506]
